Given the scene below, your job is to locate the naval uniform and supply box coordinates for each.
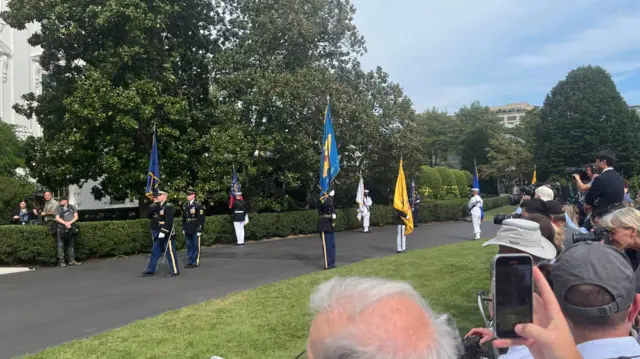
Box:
[144,201,180,276]
[468,194,483,240]
[362,195,372,233]
[317,196,336,269]
[231,200,247,245]
[183,200,205,267]
[395,209,408,252]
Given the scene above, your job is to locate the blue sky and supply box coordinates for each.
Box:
[352,0,640,113]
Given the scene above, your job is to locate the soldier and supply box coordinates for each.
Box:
[395,208,409,253]
[182,188,205,268]
[317,189,337,270]
[411,192,421,228]
[362,190,373,233]
[231,192,247,245]
[141,190,180,277]
[468,187,483,240]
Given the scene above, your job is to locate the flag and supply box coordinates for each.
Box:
[319,100,340,199]
[393,158,414,235]
[229,167,242,208]
[473,159,485,222]
[531,165,537,185]
[356,176,365,222]
[145,129,160,200]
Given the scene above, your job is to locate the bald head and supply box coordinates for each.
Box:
[306,277,458,359]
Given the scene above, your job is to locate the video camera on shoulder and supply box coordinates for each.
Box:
[565,167,589,181]
[520,184,535,197]
[494,213,521,225]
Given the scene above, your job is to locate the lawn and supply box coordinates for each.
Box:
[25,241,498,359]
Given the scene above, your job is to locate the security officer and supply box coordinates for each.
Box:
[317,189,337,270]
[182,188,205,268]
[142,190,180,277]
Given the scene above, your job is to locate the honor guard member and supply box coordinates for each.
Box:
[395,208,409,253]
[317,189,337,269]
[142,190,180,277]
[362,190,373,233]
[231,192,247,245]
[468,187,483,240]
[182,188,205,268]
[412,192,421,228]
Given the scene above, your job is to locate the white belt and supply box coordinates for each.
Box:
[234,211,244,213]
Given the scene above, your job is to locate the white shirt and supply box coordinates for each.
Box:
[468,195,483,215]
[499,336,640,359]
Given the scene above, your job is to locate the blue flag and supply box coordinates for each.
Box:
[319,101,340,198]
[473,161,485,221]
[145,129,160,199]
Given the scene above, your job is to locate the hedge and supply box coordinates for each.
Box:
[0,196,510,266]
[418,165,442,199]
[451,170,469,198]
[435,167,458,199]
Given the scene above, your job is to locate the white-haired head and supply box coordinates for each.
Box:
[306,276,459,359]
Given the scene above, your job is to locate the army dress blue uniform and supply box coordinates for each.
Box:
[317,192,336,270]
[142,191,180,277]
[183,189,205,268]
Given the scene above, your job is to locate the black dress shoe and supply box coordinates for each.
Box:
[165,272,180,277]
[140,271,154,277]
[192,264,199,268]
[185,264,193,269]
[236,243,244,246]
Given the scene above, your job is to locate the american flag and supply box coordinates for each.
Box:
[229,167,243,208]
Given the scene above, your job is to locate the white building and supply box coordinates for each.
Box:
[1,21,137,210]
[489,102,534,128]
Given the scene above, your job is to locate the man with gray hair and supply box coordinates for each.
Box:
[304,276,459,359]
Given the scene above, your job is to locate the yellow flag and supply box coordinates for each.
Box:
[393,158,414,235]
[532,166,537,184]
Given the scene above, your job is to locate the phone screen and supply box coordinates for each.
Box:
[493,254,533,338]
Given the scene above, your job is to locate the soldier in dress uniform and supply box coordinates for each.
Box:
[468,188,483,240]
[411,192,421,228]
[231,192,247,245]
[141,190,180,277]
[317,189,337,270]
[182,188,205,268]
[395,208,409,253]
[362,190,373,233]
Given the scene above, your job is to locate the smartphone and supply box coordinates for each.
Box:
[492,254,533,338]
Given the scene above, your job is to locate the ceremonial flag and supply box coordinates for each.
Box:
[229,166,242,208]
[145,128,160,200]
[473,159,485,221]
[393,158,414,235]
[356,176,365,222]
[531,165,537,185]
[319,99,340,199]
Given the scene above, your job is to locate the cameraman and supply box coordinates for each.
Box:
[514,186,554,215]
[54,197,81,267]
[585,150,624,220]
[572,164,597,193]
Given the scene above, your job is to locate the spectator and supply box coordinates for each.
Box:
[482,218,556,265]
[514,186,554,215]
[518,198,550,217]
[304,276,459,359]
[573,163,598,193]
[12,200,32,225]
[40,190,59,224]
[585,150,624,219]
[544,200,581,251]
[521,213,560,259]
[55,197,81,267]
[624,184,634,207]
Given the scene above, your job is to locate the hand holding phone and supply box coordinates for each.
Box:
[492,254,533,339]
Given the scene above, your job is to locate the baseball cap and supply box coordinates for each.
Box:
[552,242,635,317]
[535,186,554,201]
[482,219,557,260]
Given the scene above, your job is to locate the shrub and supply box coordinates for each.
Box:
[418,165,442,199]
[462,170,473,186]
[435,167,458,199]
[451,170,469,198]
[0,197,510,266]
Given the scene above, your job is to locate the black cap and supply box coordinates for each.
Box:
[186,188,196,195]
[545,200,564,218]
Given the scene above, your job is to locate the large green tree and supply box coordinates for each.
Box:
[535,65,640,178]
[0,122,25,177]
[479,134,533,191]
[416,109,460,167]
[457,102,504,172]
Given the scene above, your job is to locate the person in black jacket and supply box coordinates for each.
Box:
[12,200,32,225]
[317,190,336,270]
[395,209,409,253]
[585,150,625,220]
[182,188,205,268]
[142,190,180,277]
[231,192,247,245]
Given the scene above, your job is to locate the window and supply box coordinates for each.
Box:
[506,115,518,123]
[56,187,69,199]
[110,197,126,205]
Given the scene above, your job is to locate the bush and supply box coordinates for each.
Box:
[435,167,458,199]
[462,170,473,186]
[451,170,469,198]
[0,197,510,266]
[0,177,36,225]
[418,165,442,199]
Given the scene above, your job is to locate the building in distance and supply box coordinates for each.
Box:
[489,102,534,128]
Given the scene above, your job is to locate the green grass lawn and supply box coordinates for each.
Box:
[25,241,498,359]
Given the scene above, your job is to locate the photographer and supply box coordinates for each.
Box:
[54,197,81,267]
[572,163,597,193]
[514,186,554,215]
[585,150,624,220]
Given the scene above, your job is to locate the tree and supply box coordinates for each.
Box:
[456,102,504,172]
[416,109,459,166]
[479,134,533,191]
[534,66,640,178]
[0,122,25,177]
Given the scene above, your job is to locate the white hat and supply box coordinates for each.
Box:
[482,219,557,260]
[471,188,479,191]
[535,186,554,201]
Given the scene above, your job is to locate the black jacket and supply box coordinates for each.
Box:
[182,201,205,234]
[147,201,175,239]
[231,200,246,222]
[585,169,624,217]
[317,197,335,233]
[394,209,409,226]
[12,207,31,225]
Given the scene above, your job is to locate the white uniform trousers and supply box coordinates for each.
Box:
[397,225,406,252]
[471,212,481,240]
[363,212,370,232]
[234,221,245,244]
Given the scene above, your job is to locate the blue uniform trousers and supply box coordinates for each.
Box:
[146,233,179,274]
[184,233,201,266]
[320,232,336,269]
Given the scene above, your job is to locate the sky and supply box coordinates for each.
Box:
[352,0,640,113]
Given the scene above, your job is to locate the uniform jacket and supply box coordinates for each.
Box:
[231,200,246,222]
[182,200,205,235]
[585,168,624,218]
[317,197,335,233]
[147,201,175,239]
[468,195,483,215]
[394,209,409,226]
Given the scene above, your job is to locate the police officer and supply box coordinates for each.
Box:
[142,190,180,277]
[317,189,337,270]
[182,188,205,268]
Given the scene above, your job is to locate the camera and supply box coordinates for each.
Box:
[494,213,521,225]
[566,167,589,181]
[521,185,535,197]
[460,334,496,359]
[572,226,610,244]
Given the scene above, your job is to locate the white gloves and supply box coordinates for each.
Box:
[182,230,185,235]
[158,232,165,239]
[197,232,202,236]
[332,214,336,219]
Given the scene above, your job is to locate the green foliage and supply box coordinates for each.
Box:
[0,197,509,265]
[456,102,505,172]
[417,165,442,199]
[435,167,458,199]
[0,177,36,225]
[462,170,473,186]
[535,66,640,178]
[416,109,460,166]
[479,134,533,190]
[0,122,25,177]
[451,170,469,198]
